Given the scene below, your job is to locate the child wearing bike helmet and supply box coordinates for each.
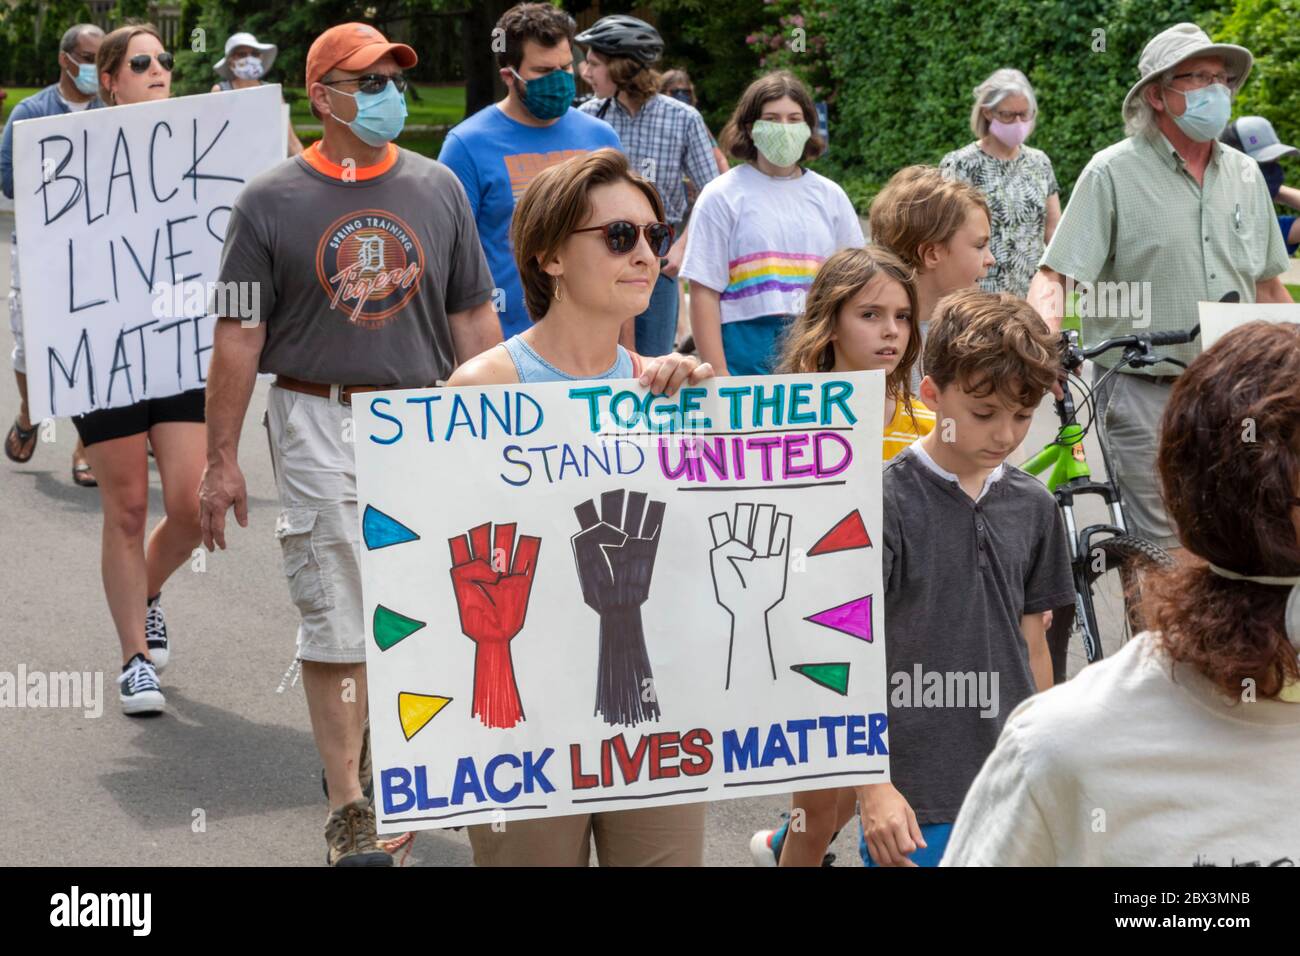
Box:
[859,289,1072,867]
[868,166,996,390]
[945,320,1300,865]
[749,246,936,867]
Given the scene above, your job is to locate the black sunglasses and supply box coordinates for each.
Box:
[322,73,409,96]
[572,220,674,257]
[128,52,174,73]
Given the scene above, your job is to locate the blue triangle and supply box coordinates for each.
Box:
[362,505,420,550]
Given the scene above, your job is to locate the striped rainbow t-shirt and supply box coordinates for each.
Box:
[722,251,825,302]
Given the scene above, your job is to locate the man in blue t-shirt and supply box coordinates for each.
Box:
[438,3,620,339]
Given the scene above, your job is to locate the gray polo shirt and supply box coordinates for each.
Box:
[1041,132,1291,375]
[881,446,1074,824]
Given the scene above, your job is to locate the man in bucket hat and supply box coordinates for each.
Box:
[200,22,500,865]
[1028,22,1292,555]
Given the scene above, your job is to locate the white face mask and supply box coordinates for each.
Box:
[230,56,264,81]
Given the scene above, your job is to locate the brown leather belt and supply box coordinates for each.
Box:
[273,375,402,406]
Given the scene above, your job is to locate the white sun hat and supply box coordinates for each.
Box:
[1121,22,1252,124]
[214,32,278,80]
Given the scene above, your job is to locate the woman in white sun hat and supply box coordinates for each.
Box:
[211,31,303,155]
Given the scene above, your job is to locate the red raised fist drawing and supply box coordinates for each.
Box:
[449,522,541,729]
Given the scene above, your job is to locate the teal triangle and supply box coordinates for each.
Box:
[373,604,426,651]
[790,662,850,696]
[363,504,419,551]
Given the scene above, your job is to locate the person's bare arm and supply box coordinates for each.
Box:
[449,298,504,369]
[199,318,266,551]
[1256,275,1295,304]
[1021,611,1053,692]
[689,284,728,375]
[1043,193,1062,246]
[1274,184,1300,212]
[1026,266,1067,334]
[447,342,517,387]
[286,116,304,156]
[662,225,688,278]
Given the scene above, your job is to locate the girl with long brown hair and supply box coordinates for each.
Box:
[751,246,935,867]
[944,320,1300,865]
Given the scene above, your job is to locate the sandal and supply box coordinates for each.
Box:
[71,461,98,488]
[4,417,38,463]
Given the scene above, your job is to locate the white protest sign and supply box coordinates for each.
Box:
[13,85,285,420]
[354,371,890,832]
[1199,301,1300,349]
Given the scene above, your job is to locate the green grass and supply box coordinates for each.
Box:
[1287,284,1300,301]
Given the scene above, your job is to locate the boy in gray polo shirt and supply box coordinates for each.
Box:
[857,289,1074,867]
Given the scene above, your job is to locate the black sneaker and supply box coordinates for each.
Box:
[146,594,169,671]
[118,653,165,716]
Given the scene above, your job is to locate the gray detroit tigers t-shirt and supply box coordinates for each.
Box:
[880,446,1074,824]
[215,147,494,386]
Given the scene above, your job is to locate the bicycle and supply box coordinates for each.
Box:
[1020,324,1201,671]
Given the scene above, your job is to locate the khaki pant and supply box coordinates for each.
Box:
[468,803,706,867]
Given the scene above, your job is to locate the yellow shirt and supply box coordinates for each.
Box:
[883,398,935,460]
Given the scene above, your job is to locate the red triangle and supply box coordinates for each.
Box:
[809,510,871,556]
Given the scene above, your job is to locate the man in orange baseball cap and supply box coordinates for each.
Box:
[201,21,501,866]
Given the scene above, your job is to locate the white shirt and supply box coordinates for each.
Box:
[942,633,1300,866]
[57,93,91,112]
[906,441,1006,503]
[680,163,864,324]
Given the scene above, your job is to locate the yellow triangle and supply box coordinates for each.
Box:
[398,692,453,741]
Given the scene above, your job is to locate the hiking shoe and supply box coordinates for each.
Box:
[145,595,169,671]
[118,653,165,716]
[325,798,392,867]
[750,819,837,866]
[321,719,374,802]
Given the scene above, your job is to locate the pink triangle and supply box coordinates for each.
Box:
[809,510,871,556]
[805,594,873,642]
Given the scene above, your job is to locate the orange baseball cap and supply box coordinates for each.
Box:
[306,22,417,89]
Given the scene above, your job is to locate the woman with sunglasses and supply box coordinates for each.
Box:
[78,24,205,715]
[448,147,712,866]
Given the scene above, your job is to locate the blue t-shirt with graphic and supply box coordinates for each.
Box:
[1280,215,1298,257]
[438,104,621,338]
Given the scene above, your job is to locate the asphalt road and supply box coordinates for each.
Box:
[0,210,1122,867]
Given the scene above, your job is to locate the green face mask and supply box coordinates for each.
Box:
[751,119,811,168]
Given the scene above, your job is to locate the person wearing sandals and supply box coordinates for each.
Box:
[210,31,304,156]
[71,24,206,717]
[1,23,104,485]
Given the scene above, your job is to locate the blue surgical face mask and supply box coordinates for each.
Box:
[1167,83,1232,142]
[510,67,574,121]
[329,80,408,147]
[68,62,98,96]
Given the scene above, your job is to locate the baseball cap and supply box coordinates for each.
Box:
[1232,115,1299,163]
[306,22,417,89]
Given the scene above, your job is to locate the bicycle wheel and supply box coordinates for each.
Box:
[1048,535,1174,677]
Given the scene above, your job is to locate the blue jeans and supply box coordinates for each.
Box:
[635,273,679,357]
[860,821,953,867]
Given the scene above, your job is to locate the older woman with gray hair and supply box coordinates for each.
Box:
[940,68,1060,298]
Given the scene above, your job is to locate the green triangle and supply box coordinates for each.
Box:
[373,604,426,651]
[790,662,850,696]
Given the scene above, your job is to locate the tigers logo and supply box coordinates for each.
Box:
[315,209,425,328]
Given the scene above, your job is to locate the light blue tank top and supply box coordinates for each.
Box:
[502,335,635,384]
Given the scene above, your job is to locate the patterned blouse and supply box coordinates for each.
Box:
[940,141,1059,298]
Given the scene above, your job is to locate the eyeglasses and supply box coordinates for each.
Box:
[571,220,675,257]
[1168,70,1237,90]
[322,73,409,95]
[128,52,174,73]
[67,50,97,65]
[991,108,1034,123]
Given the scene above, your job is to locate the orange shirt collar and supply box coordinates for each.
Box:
[301,141,398,181]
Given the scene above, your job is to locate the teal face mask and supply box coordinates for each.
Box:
[330,80,408,147]
[69,62,98,96]
[511,67,574,121]
[1167,83,1231,142]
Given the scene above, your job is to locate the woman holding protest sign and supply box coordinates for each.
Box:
[75,24,204,716]
[448,147,713,866]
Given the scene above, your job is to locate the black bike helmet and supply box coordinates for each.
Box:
[574,15,663,65]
